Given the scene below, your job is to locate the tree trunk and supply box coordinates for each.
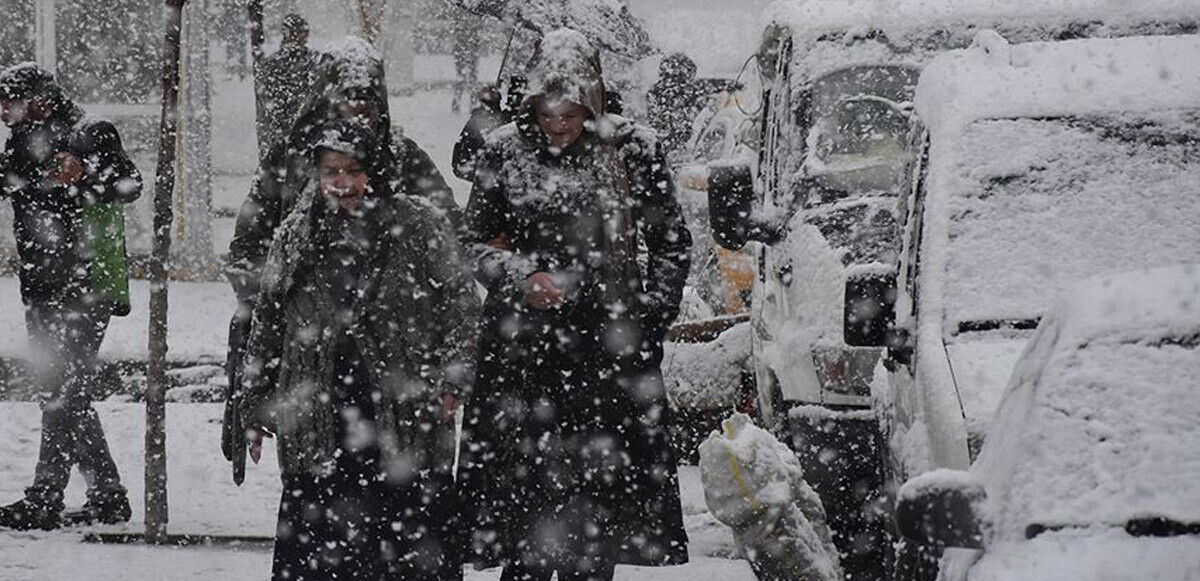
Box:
[248,0,266,159]
[146,0,187,545]
[172,0,215,276]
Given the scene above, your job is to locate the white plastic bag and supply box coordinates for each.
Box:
[699,413,843,581]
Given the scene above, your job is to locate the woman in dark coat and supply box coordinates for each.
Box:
[239,120,478,581]
[460,28,693,581]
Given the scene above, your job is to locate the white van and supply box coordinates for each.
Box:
[869,31,1200,578]
[706,2,1200,579]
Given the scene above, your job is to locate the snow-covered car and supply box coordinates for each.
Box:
[895,265,1200,581]
[706,2,1200,579]
[877,29,1200,480]
[852,32,1200,577]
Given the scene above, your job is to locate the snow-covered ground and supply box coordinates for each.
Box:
[0,403,751,581]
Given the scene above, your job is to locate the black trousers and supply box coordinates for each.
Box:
[24,300,123,509]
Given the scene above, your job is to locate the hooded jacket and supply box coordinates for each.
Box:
[227,37,459,303]
[239,121,478,476]
[0,65,142,305]
[460,28,691,568]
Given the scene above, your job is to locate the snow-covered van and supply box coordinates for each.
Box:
[896,264,1200,581]
[706,1,1200,579]
[870,32,1200,577]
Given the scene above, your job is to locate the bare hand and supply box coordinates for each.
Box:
[246,427,272,464]
[441,393,460,422]
[523,272,564,310]
[47,152,83,185]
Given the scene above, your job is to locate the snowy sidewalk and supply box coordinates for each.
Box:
[0,278,234,364]
[0,402,753,581]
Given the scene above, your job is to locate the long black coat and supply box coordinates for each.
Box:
[460,117,692,568]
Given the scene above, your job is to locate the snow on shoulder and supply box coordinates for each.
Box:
[762,0,1200,43]
[915,33,1200,136]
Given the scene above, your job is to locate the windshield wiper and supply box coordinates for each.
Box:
[1026,517,1200,540]
[957,318,1041,334]
[1126,517,1200,537]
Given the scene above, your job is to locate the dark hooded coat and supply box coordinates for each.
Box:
[459,29,692,569]
[227,38,459,304]
[239,122,479,580]
[222,39,462,470]
[257,40,321,153]
[0,64,142,307]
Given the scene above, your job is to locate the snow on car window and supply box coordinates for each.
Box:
[986,337,1200,540]
[943,111,1200,330]
[804,65,917,200]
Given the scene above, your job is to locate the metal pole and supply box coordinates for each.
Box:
[146,0,187,545]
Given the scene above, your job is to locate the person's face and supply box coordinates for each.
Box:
[535,100,589,150]
[0,99,30,127]
[317,150,367,213]
[335,96,382,132]
[285,29,308,47]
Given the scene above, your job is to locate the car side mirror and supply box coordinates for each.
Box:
[844,269,897,347]
[708,161,776,250]
[896,470,987,549]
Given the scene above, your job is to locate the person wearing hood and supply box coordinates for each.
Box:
[257,13,321,152]
[460,28,692,581]
[238,119,478,581]
[223,37,461,473]
[0,63,142,530]
[646,53,717,161]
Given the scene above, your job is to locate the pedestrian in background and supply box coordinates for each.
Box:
[0,63,141,531]
[257,13,320,153]
[451,7,483,113]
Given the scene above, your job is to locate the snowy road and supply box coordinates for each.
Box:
[0,403,754,581]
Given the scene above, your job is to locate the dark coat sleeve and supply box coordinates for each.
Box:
[394,134,462,230]
[451,103,507,182]
[226,143,288,303]
[238,275,287,433]
[463,140,537,294]
[407,205,480,399]
[70,120,143,204]
[626,130,692,339]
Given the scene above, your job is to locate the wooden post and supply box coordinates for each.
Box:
[146,0,187,545]
[248,0,266,159]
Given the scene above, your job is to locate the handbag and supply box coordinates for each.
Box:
[82,201,131,316]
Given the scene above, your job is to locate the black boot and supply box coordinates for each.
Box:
[0,497,63,531]
[62,490,131,526]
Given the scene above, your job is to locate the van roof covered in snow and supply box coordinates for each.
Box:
[762,0,1200,44]
[914,33,1200,135]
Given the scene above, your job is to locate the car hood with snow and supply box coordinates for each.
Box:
[892,32,1200,474]
[944,265,1200,580]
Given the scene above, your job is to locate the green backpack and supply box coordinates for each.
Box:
[83,202,131,316]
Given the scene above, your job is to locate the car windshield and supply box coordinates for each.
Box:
[984,335,1200,540]
[943,112,1200,331]
[805,65,918,198]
